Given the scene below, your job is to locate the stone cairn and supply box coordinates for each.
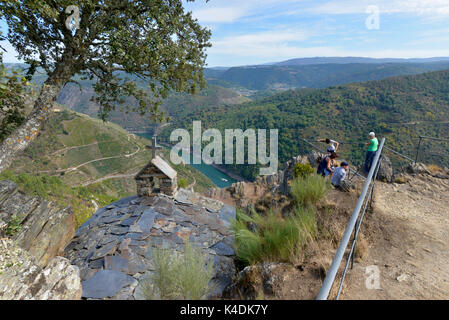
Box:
[64,191,236,300]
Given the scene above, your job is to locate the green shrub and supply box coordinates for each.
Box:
[293,162,314,178]
[232,208,318,265]
[142,246,180,300]
[290,174,330,207]
[177,242,215,300]
[5,214,23,236]
[140,242,214,300]
[293,205,317,241]
[178,178,188,189]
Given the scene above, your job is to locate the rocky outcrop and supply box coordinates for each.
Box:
[377,155,393,182]
[278,154,311,195]
[0,180,75,267]
[0,239,81,300]
[206,151,324,207]
[402,162,448,177]
[64,190,236,300]
[0,179,81,300]
[207,181,269,208]
[224,262,288,299]
[390,162,449,184]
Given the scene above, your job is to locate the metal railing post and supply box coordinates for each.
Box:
[316,138,386,300]
[415,136,423,163]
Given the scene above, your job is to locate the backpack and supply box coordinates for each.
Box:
[317,156,328,176]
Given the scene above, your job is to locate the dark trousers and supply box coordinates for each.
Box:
[364,151,377,173]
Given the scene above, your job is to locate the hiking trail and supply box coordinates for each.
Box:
[339,173,449,299]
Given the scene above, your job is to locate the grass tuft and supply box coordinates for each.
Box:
[290,174,331,207]
[140,241,214,300]
[232,206,318,265]
[232,174,330,266]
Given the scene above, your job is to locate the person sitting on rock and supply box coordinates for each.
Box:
[317,152,338,177]
[317,138,340,153]
[331,161,352,192]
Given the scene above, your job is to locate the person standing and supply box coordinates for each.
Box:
[364,132,379,173]
[317,138,340,153]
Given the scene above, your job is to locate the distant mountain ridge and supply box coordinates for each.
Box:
[204,61,449,90]
[273,57,449,66]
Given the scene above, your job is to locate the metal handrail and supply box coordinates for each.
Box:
[418,135,449,142]
[383,146,415,163]
[415,135,449,163]
[316,137,386,300]
[335,157,382,299]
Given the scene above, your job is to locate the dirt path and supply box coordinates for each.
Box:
[186,177,196,189]
[81,172,138,187]
[38,143,141,174]
[50,140,113,156]
[339,174,449,299]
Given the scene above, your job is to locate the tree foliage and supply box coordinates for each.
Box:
[0,0,211,121]
[0,31,29,141]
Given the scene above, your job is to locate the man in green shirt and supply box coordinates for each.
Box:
[364,132,379,173]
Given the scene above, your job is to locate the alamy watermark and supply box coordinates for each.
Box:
[365,265,381,290]
[65,5,80,32]
[366,5,380,30]
[169,121,279,176]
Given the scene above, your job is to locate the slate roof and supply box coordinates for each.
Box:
[135,155,177,180]
[151,156,177,180]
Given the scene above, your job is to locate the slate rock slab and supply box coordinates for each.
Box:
[82,270,137,299]
[89,240,117,261]
[218,205,236,227]
[104,255,128,272]
[210,241,235,256]
[129,208,156,233]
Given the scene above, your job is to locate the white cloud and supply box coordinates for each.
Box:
[191,6,248,23]
[209,28,312,61]
[0,41,21,63]
[186,0,306,23]
[308,0,449,16]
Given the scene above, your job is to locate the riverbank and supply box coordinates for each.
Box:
[210,163,248,183]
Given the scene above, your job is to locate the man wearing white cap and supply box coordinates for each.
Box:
[364,132,379,173]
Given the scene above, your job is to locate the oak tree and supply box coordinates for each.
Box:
[0,0,211,172]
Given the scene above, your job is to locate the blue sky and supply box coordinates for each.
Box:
[3,0,449,67]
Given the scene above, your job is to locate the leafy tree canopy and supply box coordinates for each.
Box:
[0,0,211,121]
[0,30,29,141]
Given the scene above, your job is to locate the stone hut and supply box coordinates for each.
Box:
[135,155,178,197]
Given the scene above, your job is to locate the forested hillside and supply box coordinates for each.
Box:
[7,60,449,138]
[205,62,449,91]
[160,70,449,179]
[57,82,250,135]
